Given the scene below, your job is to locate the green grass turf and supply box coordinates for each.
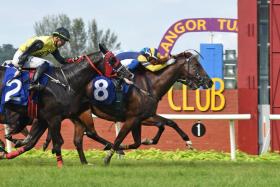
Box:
[1,149,280,187]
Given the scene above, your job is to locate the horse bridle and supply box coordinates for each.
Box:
[177,53,207,89]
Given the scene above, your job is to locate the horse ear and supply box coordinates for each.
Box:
[99,43,109,54]
[183,52,193,58]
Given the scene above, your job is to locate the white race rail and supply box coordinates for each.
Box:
[158,114,251,160]
[3,114,251,160]
[107,114,251,161]
[269,114,280,120]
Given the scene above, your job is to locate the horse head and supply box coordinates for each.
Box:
[175,52,213,89]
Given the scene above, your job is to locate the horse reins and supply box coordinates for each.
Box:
[84,54,103,76]
[44,52,104,93]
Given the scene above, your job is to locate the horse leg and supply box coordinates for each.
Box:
[14,134,32,148]
[42,129,51,151]
[77,110,113,150]
[164,118,193,149]
[3,119,48,159]
[71,117,88,165]
[141,117,165,145]
[5,115,32,147]
[5,129,24,146]
[104,117,140,165]
[142,115,193,149]
[20,127,29,137]
[119,124,142,150]
[48,116,64,168]
[14,120,36,148]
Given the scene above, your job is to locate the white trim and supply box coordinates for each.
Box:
[158,114,251,120]
[269,114,280,120]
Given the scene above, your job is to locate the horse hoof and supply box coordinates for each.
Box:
[42,144,48,151]
[186,141,193,150]
[187,145,194,150]
[141,138,153,145]
[116,150,125,155]
[104,156,111,166]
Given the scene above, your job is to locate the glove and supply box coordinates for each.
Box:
[66,56,84,63]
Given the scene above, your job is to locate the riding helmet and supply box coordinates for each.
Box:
[52,27,70,41]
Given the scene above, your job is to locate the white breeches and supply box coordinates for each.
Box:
[12,50,54,68]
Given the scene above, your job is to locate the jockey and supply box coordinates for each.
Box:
[126,47,175,72]
[11,27,83,90]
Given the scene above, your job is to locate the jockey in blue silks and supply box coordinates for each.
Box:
[116,47,175,72]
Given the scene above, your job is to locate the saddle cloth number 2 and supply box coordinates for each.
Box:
[5,79,22,102]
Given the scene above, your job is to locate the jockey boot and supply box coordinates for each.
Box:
[29,62,49,91]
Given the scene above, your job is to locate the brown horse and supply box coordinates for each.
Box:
[3,51,211,166]
[62,52,211,164]
[41,54,206,164]
[94,51,213,165]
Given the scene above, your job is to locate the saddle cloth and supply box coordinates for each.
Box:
[0,65,50,118]
[0,66,29,113]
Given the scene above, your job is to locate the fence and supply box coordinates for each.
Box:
[3,114,251,160]
[113,114,251,161]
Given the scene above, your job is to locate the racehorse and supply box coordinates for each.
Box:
[40,53,208,164]
[99,51,213,165]
[0,51,106,167]
[2,51,212,166]
[48,51,212,165]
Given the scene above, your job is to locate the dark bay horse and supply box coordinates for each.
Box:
[41,54,209,165]
[2,51,211,166]
[40,52,212,165]
[59,52,211,164]
[95,51,213,165]
[0,52,106,167]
